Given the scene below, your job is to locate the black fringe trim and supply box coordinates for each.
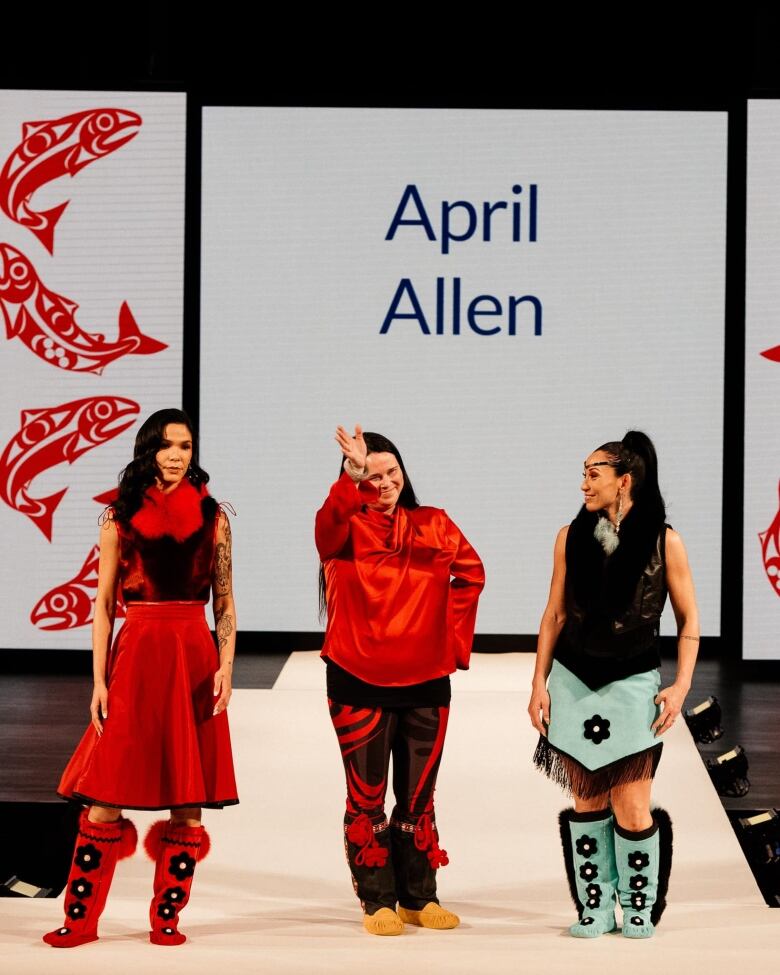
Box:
[651,806,673,925]
[533,737,663,799]
[558,809,584,918]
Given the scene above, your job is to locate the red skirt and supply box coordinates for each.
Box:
[58,602,238,810]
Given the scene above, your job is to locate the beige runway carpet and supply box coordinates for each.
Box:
[2,652,777,974]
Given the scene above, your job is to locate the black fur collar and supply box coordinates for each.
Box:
[566,501,665,618]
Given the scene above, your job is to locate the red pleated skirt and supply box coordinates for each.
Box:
[58,602,239,810]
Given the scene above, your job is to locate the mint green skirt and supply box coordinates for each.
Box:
[533,660,663,799]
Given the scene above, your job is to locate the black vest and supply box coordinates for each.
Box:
[555,526,667,690]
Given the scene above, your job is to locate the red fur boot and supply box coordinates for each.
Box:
[43,809,137,948]
[145,819,210,946]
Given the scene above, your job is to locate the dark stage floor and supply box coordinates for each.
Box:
[0,653,777,812]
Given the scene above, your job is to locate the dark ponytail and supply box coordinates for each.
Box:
[595,430,665,523]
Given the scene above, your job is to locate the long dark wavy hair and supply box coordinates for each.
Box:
[111,408,210,524]
[318,431,419,620]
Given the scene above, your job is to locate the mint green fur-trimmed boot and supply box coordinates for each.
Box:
[614,808,673,939]
[559,808,618,938]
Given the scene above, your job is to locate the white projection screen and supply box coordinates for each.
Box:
[200,107,726,637]
[744,100,780,660]
[0,89,186,649]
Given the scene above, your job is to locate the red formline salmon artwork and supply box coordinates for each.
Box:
[0,243,167,373]
[759,481,780,597]
[759,347,780,595]
[92,487,119,507]
[30,488,125,629]
[0,108,141,254]
[0,396,139,541]
[30,543,127,630]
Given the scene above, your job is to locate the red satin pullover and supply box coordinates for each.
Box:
[315,472,485,685]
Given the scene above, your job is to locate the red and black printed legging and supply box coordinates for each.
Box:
[329,701,449,833]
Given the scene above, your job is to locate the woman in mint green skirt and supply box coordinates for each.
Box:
[529,431,699,939]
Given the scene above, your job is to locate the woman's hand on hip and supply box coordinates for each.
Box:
[528,683,550,736]
[90,683,108,736]
[213,667,233,715]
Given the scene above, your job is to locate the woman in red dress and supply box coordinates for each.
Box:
[44,408,238,948]
[317,425,484,936]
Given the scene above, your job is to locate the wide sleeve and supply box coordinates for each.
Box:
[444,512,485,670]
[315,471,363,560]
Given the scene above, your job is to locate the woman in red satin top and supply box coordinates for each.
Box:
[316,424,484,937]
[44,408,237,950]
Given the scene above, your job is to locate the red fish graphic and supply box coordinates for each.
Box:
[0,108,141,254]
[760,344,780,362]
[0,396,139,540]
[93,487,119,506]
[0,243,167,373]
[760,481,780,597]
[30,544,127,630]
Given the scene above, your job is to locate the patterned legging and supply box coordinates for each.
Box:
[329,701,449,826]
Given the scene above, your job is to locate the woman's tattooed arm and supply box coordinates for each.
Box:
[215,515,232,597]
[215,609,234,652]
[212,510,237,671]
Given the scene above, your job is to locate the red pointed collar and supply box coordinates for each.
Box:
[130,478,208,541]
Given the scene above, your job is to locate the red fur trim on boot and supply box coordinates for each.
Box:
[196,827,210,861]
[144,820,210,861]
[118,818,138,860]
[144,820,169,860]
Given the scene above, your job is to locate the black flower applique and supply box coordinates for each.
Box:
[575,835,598,857]
[168,851,196,880]
[580,917,594,926]
[579,861,598,881]
[630,916,645,926]
[67,901,87,920]
[162,886,187,905]
[56,927,71,937]
[583,715,611,745]
[628,851,650,870]
[161,926,176,936]
[157,902,177,920]
[585,883,602,908]
[75,843,102,872]
[630,892,647,910]
[629,874,648,891]
[69,878,93,899]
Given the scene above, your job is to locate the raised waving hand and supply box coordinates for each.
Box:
[335,424,367,477]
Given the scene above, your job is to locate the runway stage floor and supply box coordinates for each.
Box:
[2,652,777,974]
